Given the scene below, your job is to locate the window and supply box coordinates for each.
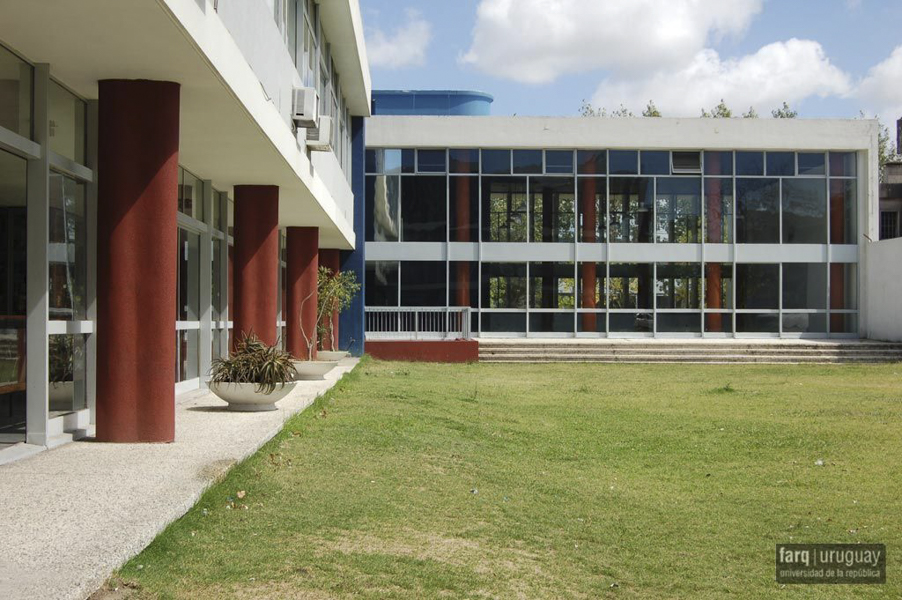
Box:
[482,150,511,175]
[577,150,606,175]
[481,263,527,309]
[736,179,779,243]
[401,176,446,242]
[881,211,899,240]
[0,45,32,138]
[672,152,701,174]
[766,152,795,176]
[400,261,446,306]
[178,168,204,222]
[545,150,574,174]
[365,261,399,307]
[48,173,87,321]
[736,264,778,309]
[783,263,826,309]
[829,152,856,177]
[482,177,527,242]
[49,334,87,414]
[798,153,826,175]
[530,262,574,308]
[640,151,669,175]
[736,152,764,176]
[177,229,201,321]
[655,177,701,243]
[529,177,575,242]
[831,180,858,243]
[365,175,400,242]
[417,149,446,173]
[49,81,87,165]
[449,149,479,174]
[656,263,701,309]
[577,263,606,308]
[449,262,478,307]
[609,150,638,175]
[577,177,606,242]
[782,179,826,244]
[704,178,733,243]
[513,150,542,174]
[609,263,653,309]
[704,264,733,310]
[449,177,478,242]
[704,151,733,176]
[609,178,653,243]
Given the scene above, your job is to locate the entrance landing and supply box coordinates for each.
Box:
[0,359,358,600]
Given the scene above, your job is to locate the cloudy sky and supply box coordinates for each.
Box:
[359,0,902,123]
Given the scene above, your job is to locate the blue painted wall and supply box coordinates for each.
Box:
[340,116,366,356]
[372,90,493,116]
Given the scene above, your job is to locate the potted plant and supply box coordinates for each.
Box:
[294,266,359,379]
[209,333,298,411]
[316,266,360,361]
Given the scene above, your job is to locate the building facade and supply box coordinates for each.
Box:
[364,112,879,340]
[0,0,370,450]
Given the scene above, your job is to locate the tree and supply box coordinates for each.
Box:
[859,111,900,183]
[701,100,732,118]
[642,101,662,117]
[742,107,759,119]
[579,100,634,118]
[772,102,798,119]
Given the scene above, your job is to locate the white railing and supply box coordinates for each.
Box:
[365,307,472,340]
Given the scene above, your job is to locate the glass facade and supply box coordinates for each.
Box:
[365,148,860,336]
[0,150,27,438]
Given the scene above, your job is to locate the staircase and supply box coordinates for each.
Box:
[477,339,902,364]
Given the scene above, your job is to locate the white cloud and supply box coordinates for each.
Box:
[590,39,852,117]
[366,9,432,69]
[858,46,902,120]
[460,0,763,84]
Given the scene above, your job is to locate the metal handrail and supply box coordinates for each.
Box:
[365,307,472,340]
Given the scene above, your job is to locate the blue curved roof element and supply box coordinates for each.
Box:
[372,90,494,116]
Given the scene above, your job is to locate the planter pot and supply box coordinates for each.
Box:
[292,360,338,381]
[209,381,298,412]
[316,350,349,361]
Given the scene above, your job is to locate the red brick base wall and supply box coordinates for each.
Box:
[366,340,479,363]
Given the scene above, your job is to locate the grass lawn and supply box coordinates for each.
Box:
[106,359,901,599]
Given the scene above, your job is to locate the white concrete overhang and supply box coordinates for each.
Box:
[0,0,357,249]
[366,116,879,152]
[319,0,372,117]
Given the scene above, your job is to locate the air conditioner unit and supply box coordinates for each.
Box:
[292,87,318,128]
[306,116,333,152]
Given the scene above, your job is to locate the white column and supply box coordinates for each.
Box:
[25,64,50,446]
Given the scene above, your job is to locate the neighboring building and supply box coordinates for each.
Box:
[365,93,878,340]
[878,120,902,239]
[0,1,370,449]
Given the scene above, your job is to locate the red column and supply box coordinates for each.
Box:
[232,186,279,348]
[320,249,340,350]
[454,178,472,307]
[96,80,179,443]
[580,177,598,331]
[705,171,724,332]
[286,227,319,360]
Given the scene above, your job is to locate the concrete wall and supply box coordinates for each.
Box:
[864,237,902,341]
[367,340,479,363]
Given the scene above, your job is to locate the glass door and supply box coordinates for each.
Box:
[0,150,27,445]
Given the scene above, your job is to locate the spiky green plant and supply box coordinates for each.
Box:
[210,333,297,395]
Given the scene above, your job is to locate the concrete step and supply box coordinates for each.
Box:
[479,347,902,355]
[481,355,901,364]
[477,341,902,364]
